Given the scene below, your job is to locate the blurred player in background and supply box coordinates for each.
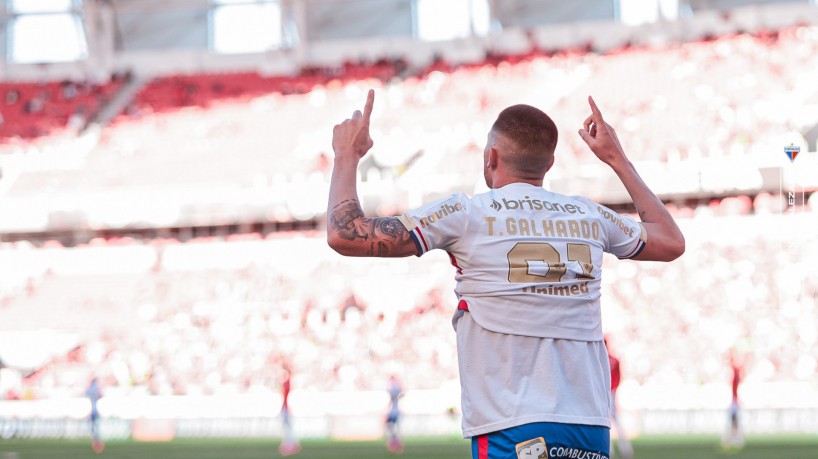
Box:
[279,365,301,456]
[85,376,104,453]
[721,350,745,450]
[385,375,404,453]
[605,338,633,459]
[326,90,684,459]
[0,356,5,398]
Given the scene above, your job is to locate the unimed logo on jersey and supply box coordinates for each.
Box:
[516,437,548,459]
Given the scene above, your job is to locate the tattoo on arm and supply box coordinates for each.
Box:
[376,218,404,238]
[370,241,390,257]
[328,199,416,256]
[329,199,368,241]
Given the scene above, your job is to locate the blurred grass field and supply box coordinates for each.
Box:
[2,435,818,459]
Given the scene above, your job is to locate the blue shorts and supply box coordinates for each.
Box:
[471,422,610,459]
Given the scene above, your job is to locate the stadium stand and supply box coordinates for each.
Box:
[129,59,404,115]
[2,206,816,406]
[1,6,817,438]
[0,76,127,143]
[3,26,815,223]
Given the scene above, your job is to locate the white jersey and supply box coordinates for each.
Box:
[399,182,646,437]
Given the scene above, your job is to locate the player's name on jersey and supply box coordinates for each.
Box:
[484,217,602,240]
[522,282,590,297]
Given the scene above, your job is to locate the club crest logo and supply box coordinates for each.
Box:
[516,437,548,459]
[784,143,800,163]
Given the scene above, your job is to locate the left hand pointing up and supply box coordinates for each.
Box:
[332,89,375,160]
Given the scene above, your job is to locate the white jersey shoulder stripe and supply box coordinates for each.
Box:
[618,223,648,259]
[399,214,429,255]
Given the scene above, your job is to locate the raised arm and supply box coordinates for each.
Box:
[578,96,685,262]
[326,90,418,258]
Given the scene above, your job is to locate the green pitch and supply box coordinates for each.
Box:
[1,435,817,459]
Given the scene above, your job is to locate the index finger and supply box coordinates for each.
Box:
[363,89,375,124]
[588,95,604,122]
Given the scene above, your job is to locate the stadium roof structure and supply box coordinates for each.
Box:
[0,0,814,82]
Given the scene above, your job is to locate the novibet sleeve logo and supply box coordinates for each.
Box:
[784,143,800,162]
[516,437,548,459]
[418,202,463,228]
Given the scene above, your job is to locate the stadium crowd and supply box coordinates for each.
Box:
[0,74,128,143]
[1,24,816,410]
[4,26,816,204]
[109,24,818,169]
[1,203,816,403]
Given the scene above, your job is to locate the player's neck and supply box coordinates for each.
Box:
[491,176,544,189]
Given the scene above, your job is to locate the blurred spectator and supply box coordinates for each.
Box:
[385,375,404,454]
[721,350,745,450]
[279,365,300,456]
[85,376,105,453]
[61,80,79,100]
[5,89,19,105]
[606,337,633,459]
[24,93,45,114]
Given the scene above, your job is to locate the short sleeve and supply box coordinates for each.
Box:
[593,203,647,259]
[399,193,469,256]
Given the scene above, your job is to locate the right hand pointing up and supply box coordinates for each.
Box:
[578,96,628,168]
